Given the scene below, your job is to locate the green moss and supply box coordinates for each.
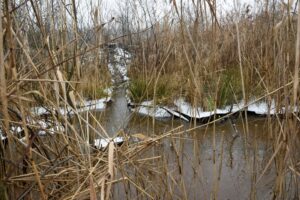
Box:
[199,67,243,108]
[217,68,243,107]
[82,86,111,100]
[129,78,148,102]
[128,68,244,108]
[128,75,175,104]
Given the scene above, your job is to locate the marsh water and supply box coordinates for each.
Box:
[90,86,281,199]
[89,47,286,199]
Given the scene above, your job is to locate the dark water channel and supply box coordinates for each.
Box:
[94,47,280,199]
[93,88,278,199]
[102,85,130,136]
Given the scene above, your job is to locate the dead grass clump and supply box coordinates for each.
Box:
[78,64,111,100]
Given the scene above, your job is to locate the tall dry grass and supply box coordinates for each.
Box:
[0,0,299,199]
[123,0,300,198]
[0,0,135,199]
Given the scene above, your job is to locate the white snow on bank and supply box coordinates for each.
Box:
[0,118,65,143]
[0,135,6,141]
[174,98,230,119]
[161,107,190,122]
[0,129,6,141]
[103,87,113,97]
[108,62,129,82]
[173,98,286,120]
[116,63,127,77]
[31,96,111,116]
[108,63,116,76]
[77,98,108,112]
[115,47,131,60]
[94,136,124,150]
[10,126,23,133]
[10,119,65,136]
[31,107,50,115]
[34,120,65,136]
[280,106,300,114]
[248,100,277,115]
[108,46,132,82]
[131,101,172,118]
[224,99,278,115]
[226,101,245,113]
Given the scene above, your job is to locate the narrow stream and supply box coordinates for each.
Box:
[97,46,282,199]
[102,45,132,136]
[104,85,131,136]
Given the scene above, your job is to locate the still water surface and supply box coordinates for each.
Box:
[92,87,275,199]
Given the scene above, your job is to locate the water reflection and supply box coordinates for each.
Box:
[102,85,131,136]
[97,106,275,199]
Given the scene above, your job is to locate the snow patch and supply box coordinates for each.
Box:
[0,129,6,141]
[78,98,108,112]
[31,96,111,117]
[247,100,277,115]
[114,47,132,60]
[131,101,172,118]
[10,119,65,136]
[0,118,65,142]
[94,136,124,150]
[103,87,113,97]
[31,107,50,116]
[108,46,132,83]
[162,107,190,121]
[224,99,277,115]
[10,126,23,133]
[174,98,230,119]
[174,98,287,120]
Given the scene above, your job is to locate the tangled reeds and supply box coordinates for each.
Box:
[0,0,300,199]
[4,129,173,199]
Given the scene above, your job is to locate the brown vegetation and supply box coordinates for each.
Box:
[0,0,299,199]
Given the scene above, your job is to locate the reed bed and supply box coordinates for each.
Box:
[4,129,175,199]
[118,0,300,198]
[0,0,300,199]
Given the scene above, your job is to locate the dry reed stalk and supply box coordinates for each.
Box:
[217,130,224,190]
[1,0,300,199]
[152,43,172,132]
[294,1,300,107]
[71,0,81,82]
[211,77,219,200]
[0,4,15,199]
[106,142,115,200]
[0,0,9,139]
[31,159,47,200]
[234,4,249,137]
[250,124,258,199]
